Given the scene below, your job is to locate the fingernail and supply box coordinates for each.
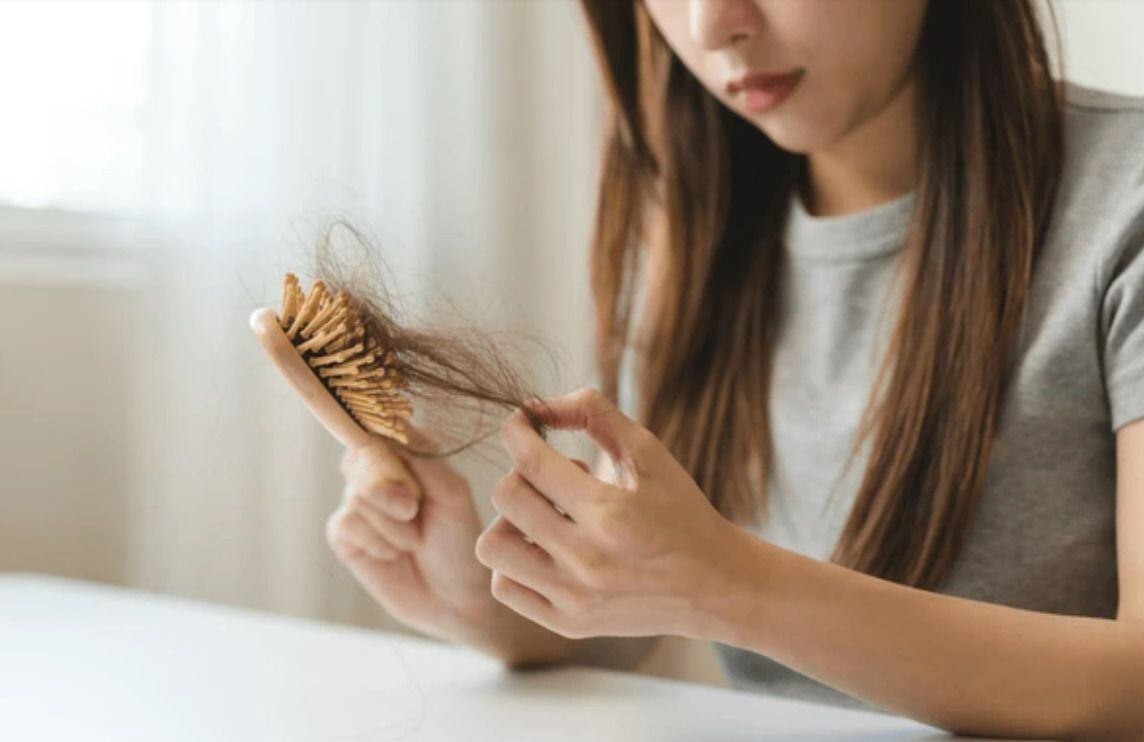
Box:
[386,485,417,520]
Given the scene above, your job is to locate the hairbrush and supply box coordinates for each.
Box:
[249,273,422,503]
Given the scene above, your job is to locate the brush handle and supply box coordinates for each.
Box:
[249,307,423,501]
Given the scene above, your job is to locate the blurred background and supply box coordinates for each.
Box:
[1,0,1142,685]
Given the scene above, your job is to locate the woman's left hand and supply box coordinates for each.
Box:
[474,387,743,639]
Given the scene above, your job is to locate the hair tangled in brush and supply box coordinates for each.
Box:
[303,219,553,459]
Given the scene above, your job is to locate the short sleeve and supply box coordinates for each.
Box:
[1101,231,1144,431]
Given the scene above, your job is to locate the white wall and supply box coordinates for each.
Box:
[1054,0,1144,95]
[0,282,140,582]
[0,210,146,585]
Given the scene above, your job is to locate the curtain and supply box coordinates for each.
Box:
[124,0,601,628]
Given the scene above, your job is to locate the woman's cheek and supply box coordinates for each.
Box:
[749,78,855,154]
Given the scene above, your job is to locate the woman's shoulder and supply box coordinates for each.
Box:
[1061,79,1144,112]
[1055,82,1144,266]
[1063,80,1144,116]
[1060,81,1144,188]
[1045,85,1144,379]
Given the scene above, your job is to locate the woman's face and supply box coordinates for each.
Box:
[640,0,928,154]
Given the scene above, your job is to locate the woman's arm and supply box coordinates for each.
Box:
[482,390,1143,739]
[693,418,1144,739]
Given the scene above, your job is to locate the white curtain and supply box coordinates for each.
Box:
[124,0,602,627]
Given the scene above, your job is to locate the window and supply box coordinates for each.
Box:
[0,2,153,213]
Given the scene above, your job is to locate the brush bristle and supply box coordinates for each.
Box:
[278,272,411,444]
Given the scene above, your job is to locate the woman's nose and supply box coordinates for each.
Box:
[689,0,760,51]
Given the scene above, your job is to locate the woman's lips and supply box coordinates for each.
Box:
[726,69,804,113]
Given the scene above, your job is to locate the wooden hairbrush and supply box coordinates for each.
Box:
[249,273,422,502]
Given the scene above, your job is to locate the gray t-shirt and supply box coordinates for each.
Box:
[619,83,1144,711]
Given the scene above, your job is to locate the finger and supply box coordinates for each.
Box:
[346,486,421,551]
[475,518,566,602]
[340,545,417,607]
[342,439,424,506]
[525,387,645,462]
[490,470,576,557]
[356,477,420,522]
[499,409,597,520]
[337,508,402,561]
[326,505,402,561]
[400,424,473,509]
[489,570,558,630]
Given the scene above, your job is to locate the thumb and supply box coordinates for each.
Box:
[525,387,644,462]
[398,423,472,506]
[342,436,424,502]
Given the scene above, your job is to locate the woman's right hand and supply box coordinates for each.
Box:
[327,423,660,671]
[326,425,497,644]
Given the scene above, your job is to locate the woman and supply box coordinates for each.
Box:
[327,0,1144,737]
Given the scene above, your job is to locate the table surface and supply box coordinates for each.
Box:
[0,574,992,741]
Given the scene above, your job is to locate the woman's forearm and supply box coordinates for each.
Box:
[691,528,1144,739]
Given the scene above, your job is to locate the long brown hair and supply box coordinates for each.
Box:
[580,0,1063,589]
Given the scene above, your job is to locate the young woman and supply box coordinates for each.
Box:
[327,1,1144,737]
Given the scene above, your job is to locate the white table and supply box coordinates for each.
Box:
[0,574,979,741]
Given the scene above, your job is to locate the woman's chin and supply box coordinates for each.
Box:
[753,118,832,155]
